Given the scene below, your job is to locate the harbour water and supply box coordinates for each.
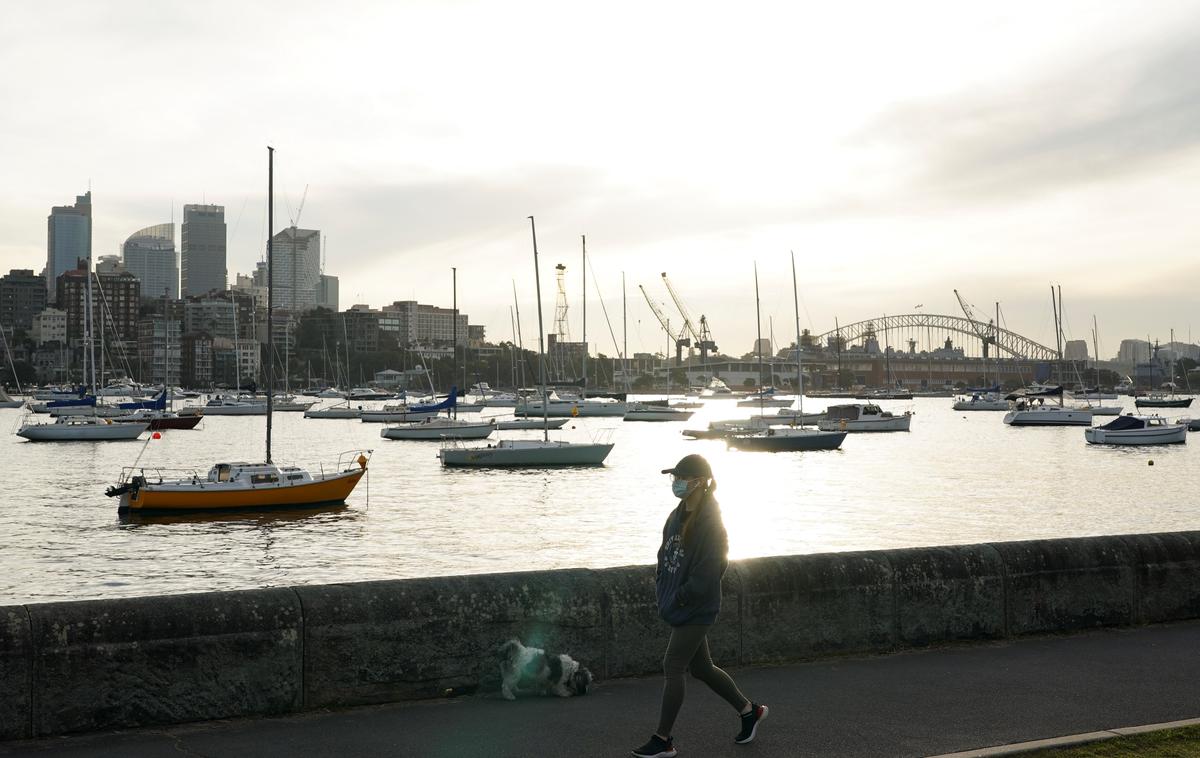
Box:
[2,396,1196,605]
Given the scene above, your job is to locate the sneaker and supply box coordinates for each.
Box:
[632,734,678,758]
[735,703,769,744]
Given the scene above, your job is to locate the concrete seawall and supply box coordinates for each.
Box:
[6,530,1200,741]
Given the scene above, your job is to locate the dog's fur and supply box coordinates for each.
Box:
[498,638,593,700]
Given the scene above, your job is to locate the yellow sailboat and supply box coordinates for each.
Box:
[107,146,370,514]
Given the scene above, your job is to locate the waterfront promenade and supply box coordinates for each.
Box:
[4,620,1198,757]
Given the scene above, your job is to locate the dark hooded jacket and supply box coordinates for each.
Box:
[655,495,728,626]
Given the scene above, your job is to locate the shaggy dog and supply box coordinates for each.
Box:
[499,638,593,700]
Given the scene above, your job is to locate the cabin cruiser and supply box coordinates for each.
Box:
[952,392,1010,411]
[1085,415,1187,445]
[817,404,912,432]
[1002,386,1092,426]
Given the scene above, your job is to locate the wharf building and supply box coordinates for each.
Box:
[46,192,91,303]
[0,269,47,335]
[122,223,178,301]
[181,204,226,297]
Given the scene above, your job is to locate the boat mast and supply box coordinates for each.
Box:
[581,235,587,399]
[528,216,550,441]
[452,266,457,419]
[512,281,526,390]
[1092,315,1100,394]
[790,251,803,417]
[266,145,274,464]
[754,262,764,416]
[622,272,628,394]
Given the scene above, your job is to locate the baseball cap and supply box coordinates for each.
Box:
[661,453,712,479]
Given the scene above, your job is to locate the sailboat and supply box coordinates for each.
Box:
[105,146,370,513]
[18,249,149,441]
[727,255,846,452]
[1070,317,1121,415]
[0,324,25,407]
[381,386,495,440]
[438,217,614,467]
[625,307,693,422]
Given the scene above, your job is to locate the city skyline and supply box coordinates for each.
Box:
[3,1,1200,359]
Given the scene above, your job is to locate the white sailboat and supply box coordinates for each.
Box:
[0,323,25,407]
[439,218,613,467]
[728,254,846,452]
[1003,386,1093,426]
[625,311,693,422]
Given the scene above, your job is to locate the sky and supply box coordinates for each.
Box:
[3,1,1200,360]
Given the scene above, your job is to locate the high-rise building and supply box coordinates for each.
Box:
[0,269,47,334]
[181,204,226,296]
[379,300,468,346]
[317,274,339,311]
[46,191,91,303]
[180,332,213,388]
[122,223,178,300]
[270,228,320,312]
[1117,339,1152,365]
[137,315,181,386]
[1063,340,1089,361]
[55,262,141,348]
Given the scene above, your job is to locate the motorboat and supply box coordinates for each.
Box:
[856,389,915,400]
[1085,415,1187,446]
[1002,386,1093,426]
[952,393,1010,411]
[699,377,735,398]
[18,415,149,441]
[107,455,370,513]
[725,427,847,452]
[515,395,628,417]
[494,417,569,430]
[736,389,794,408]
[304,402,364,419]
[381,417,495,440]
[272,395,316,412]
[347,387,391,401]
[670,399,704,409]
[1134,393,1193,409]
[202,395,268,416]
[1179,418,1200,432]
[439,439,612,466]
[623,405,695,422]
[817,404,912,432]
[317,387,346,398]
[0,387,22,409]
[95,382,152,397]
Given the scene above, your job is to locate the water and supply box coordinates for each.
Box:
[1,397,1196,605]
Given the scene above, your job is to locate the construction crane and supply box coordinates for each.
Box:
[660,273,717,363]
[953,289,997,358]
[639,285,690,365]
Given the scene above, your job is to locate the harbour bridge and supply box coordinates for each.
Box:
[814,314,1060,362]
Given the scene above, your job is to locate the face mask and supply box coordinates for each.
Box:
[671,479,692,499]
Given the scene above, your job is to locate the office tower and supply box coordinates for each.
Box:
[270,227,320,312]
[181,204,226,296]
[317,274,339,311]
[122,223,178,300]
[46,192,91,303]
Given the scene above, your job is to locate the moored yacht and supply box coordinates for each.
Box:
[1085,415,1187,445]
[817,403,912,432]
[1003,386,1092,426]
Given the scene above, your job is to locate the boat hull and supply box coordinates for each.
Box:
[381,422,494,440]
[1003,409,1093,426]
[1085,426,1187,445]
[726,430,847,451]
[439,441,613,467]
[817,416,912,432]
[515,402,628,417]
[952,400,1010,411]
[304,408,364,419]
[18,422,149,441]
[361,410,437,423]
[202,405,268,416]
[120,468,366,512]
[1135,398,1193,408]
[494,418,569,430]
[623,409,695,422]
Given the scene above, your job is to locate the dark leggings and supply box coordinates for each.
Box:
[657,624,749,737]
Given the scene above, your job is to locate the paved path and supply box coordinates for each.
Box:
[6,621,1200,757]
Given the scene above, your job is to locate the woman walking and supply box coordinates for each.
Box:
[632,453,768,758]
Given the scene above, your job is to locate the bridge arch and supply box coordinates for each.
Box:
[814,314,1058,361]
